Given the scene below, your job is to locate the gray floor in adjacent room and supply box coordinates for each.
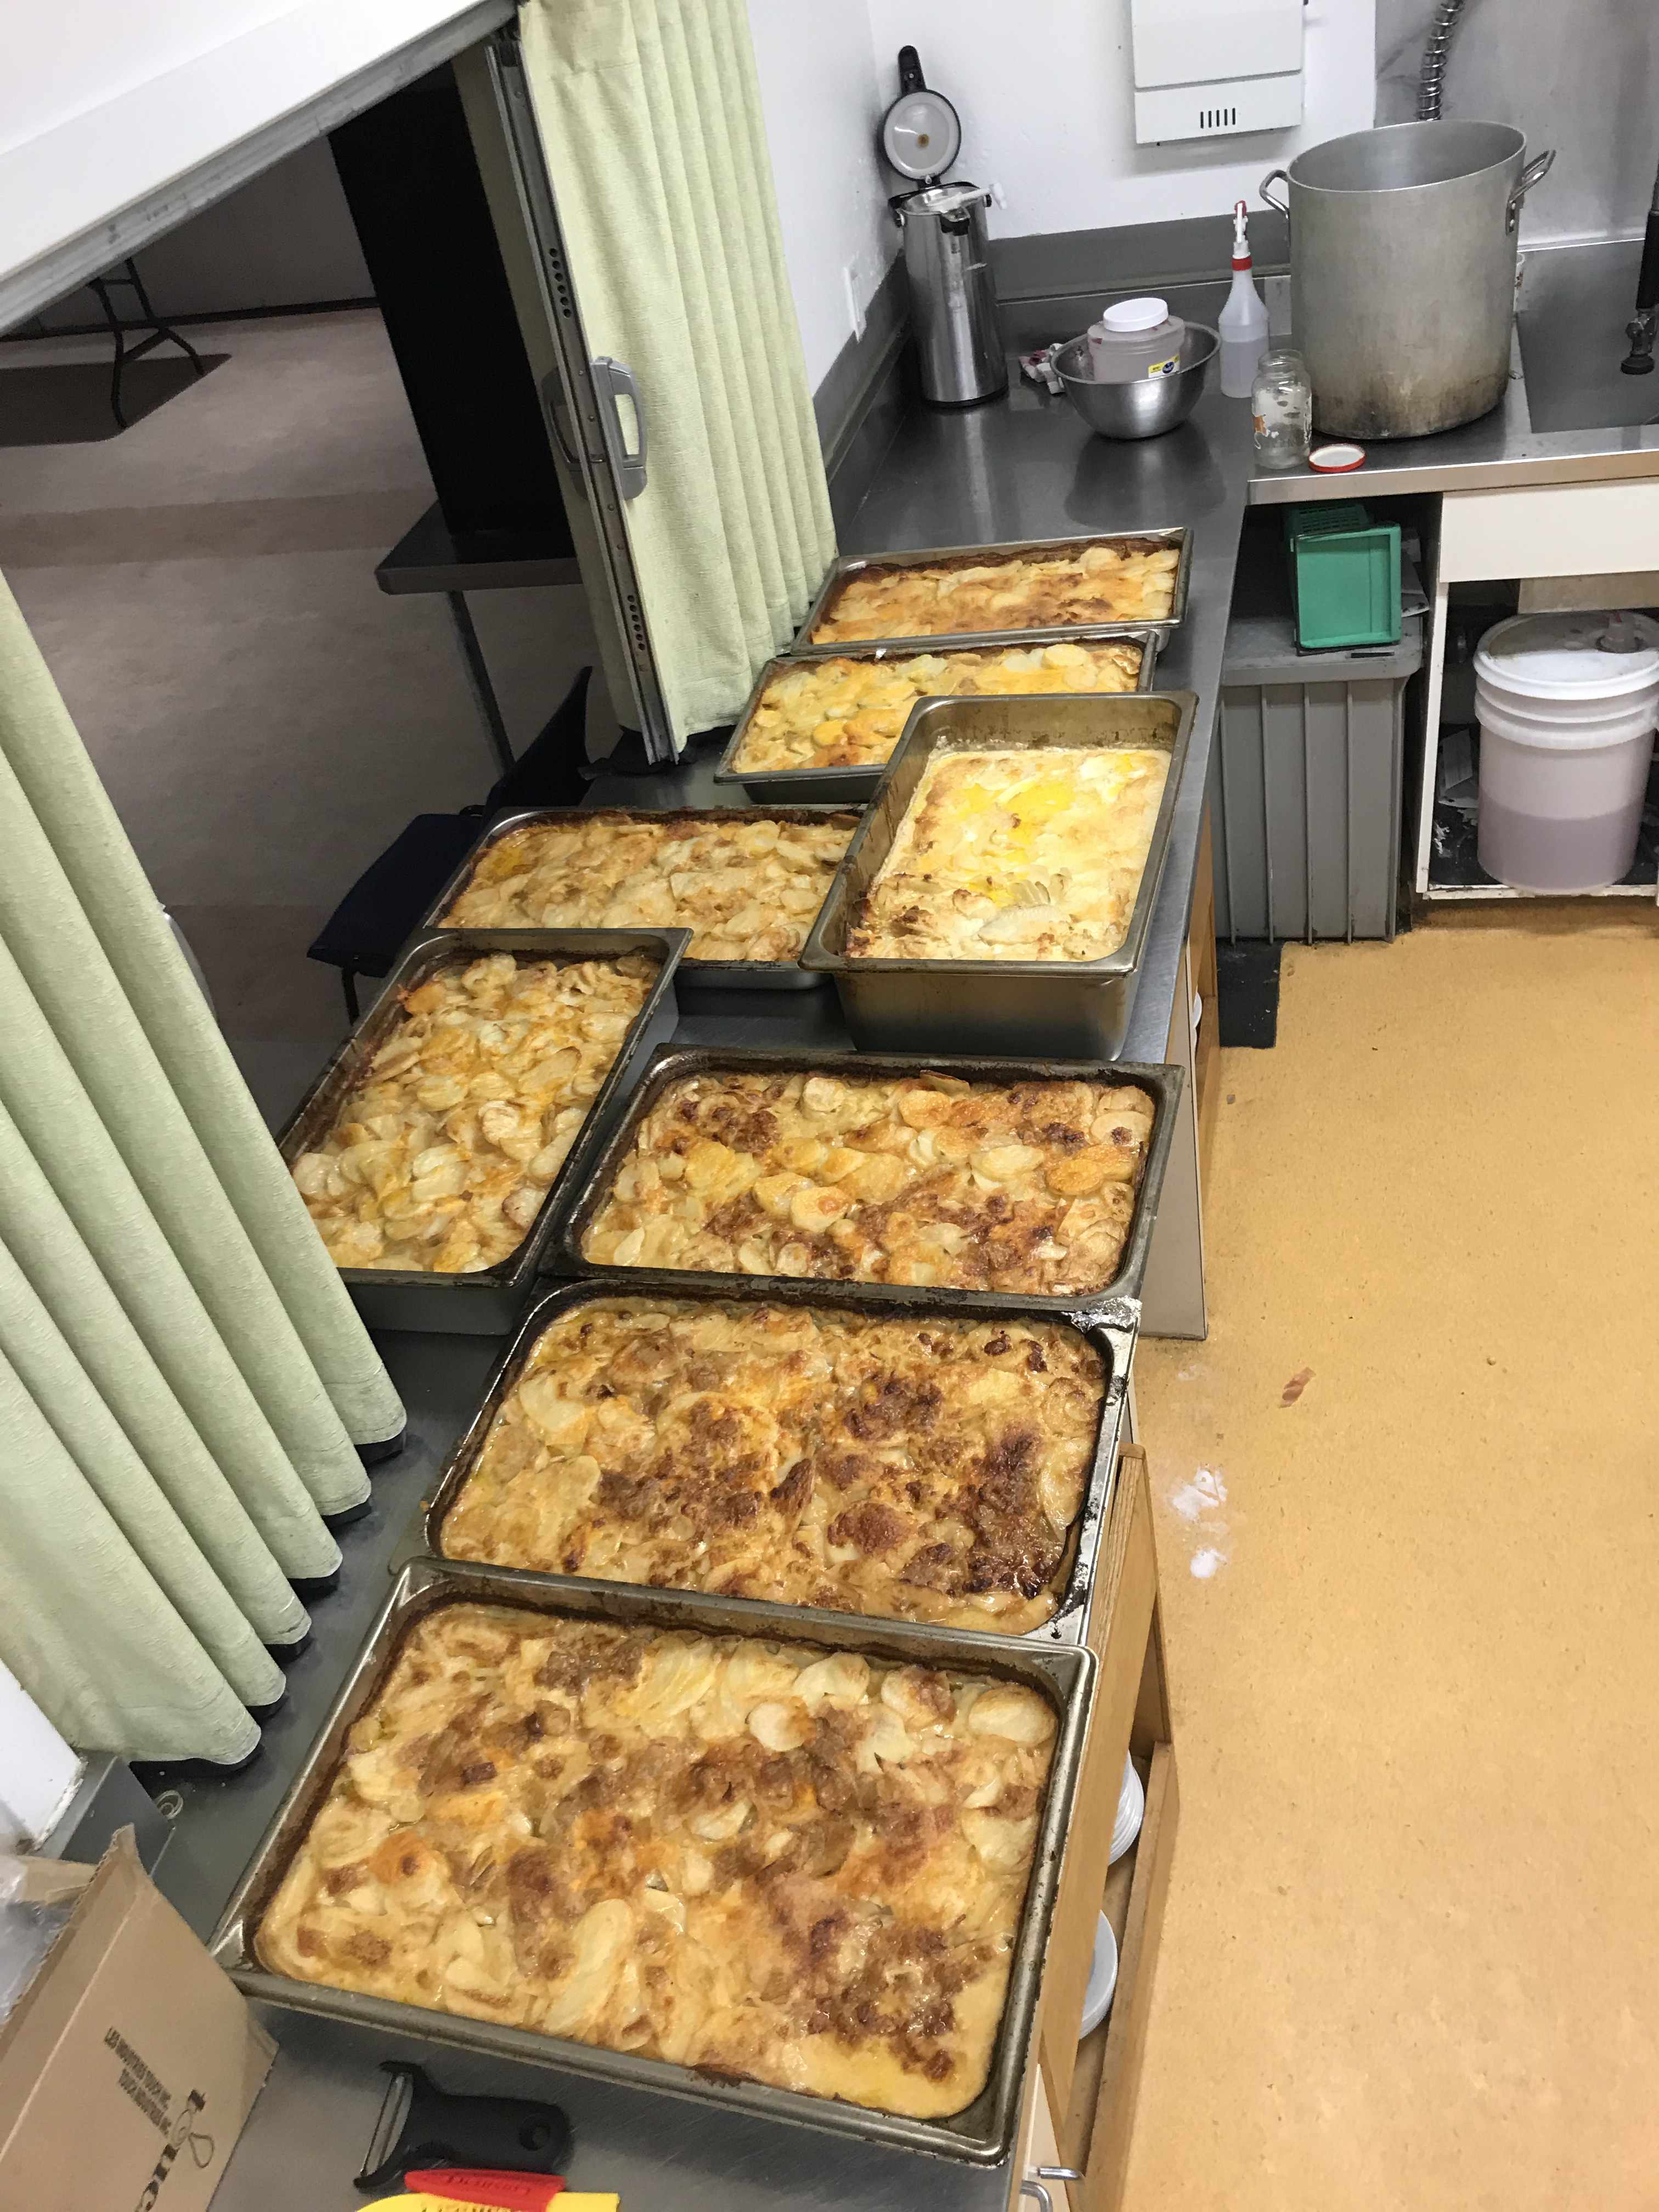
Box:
[0,309,607,1126]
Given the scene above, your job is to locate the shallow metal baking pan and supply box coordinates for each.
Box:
[419,805,863,1002]
[799,690,1198,1060]
[422,1276,1133,1647]
[556,1043,1182,1327]
[795,528,1192,655]
[276,928,687,1336]
[210,1558,1095,2168]
[712,631,1163,806]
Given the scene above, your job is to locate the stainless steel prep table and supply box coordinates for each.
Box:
[167,365,1260,2212]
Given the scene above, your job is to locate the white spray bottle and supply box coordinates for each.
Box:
[1218,198,1271,398]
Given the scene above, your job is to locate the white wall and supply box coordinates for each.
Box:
[1377,0,1658,245]
[0,0,302,155]
[746,2,899,391]
[35,140,370,330]
[861,0,1376,236]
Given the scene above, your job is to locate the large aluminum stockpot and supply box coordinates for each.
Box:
[422,1276,1136,1647]
[797,529,1192,654]
[557,1043,1182,1328]
[276,929,687,1335]
[210,1559,1096,2167]
[799,691,1197,1060]
[1261,121,1554,441]
[420,806,863,1003]
[712,633,1162,807]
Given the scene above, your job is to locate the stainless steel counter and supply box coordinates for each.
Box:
[1249,240,1659,504]
[592,369,1256,1069]
[178,369,1258,2212]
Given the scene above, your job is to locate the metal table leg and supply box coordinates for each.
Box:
[445,590,516,777]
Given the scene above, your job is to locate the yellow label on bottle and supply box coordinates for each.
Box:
[1147,354,1180,377]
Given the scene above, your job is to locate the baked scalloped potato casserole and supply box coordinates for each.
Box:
[440,812,855,965]
[291,951,657,1275]
[580,1066,1155,1296]
[256,1602,1058,2118]
[844,745,1171,962]
[809,540,1179,644]
[442,1297,1104,1633]
[731,641,1144,775]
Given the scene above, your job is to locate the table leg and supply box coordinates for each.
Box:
[445,590,515,777]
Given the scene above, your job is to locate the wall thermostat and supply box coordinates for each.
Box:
[1129,0,1305,143]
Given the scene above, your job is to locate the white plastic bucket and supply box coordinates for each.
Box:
[1475,611,1659,891]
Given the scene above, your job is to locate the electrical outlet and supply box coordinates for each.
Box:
[843,261,867,343]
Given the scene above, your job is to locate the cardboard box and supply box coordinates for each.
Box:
[0,1828,273,2212]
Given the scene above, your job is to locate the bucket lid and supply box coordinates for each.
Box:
[1474,611,1659,699]
[1101,296,1171,333]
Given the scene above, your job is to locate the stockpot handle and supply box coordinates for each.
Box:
[1259,168,1290,217]
[1506,149,1555,233]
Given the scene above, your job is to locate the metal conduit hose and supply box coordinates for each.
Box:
[1415,0,1466,121]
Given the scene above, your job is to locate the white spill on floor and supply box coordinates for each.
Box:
[1167,1466,1231,1581]
[1168,1467,1228,1521]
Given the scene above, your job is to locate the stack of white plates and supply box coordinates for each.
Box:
[1080,1915,1118,2037]
[1078,1761,1147,2041]
[1109,1754,1144,1865]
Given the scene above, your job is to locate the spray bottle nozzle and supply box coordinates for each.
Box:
[1232,200,1250,261]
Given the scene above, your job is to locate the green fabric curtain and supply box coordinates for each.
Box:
[0,573,407,1764]
[521,0,837,745]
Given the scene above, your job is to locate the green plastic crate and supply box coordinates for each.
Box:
[1284,503,1402,650]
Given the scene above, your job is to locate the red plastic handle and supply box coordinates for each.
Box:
[407,2171,566,2210]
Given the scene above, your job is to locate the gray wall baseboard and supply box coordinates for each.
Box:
[991,208,1289,304]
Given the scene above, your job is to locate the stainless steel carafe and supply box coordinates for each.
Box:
[879,47,1005,409]
[893,182,1007,409]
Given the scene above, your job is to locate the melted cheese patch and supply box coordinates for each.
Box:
[811,541,1178,645]
[846,746,1170,962]
[290,952,654,1274]
[256,1604,1057,2120]
[732,641,1143,775]
[580,1067,1155,1296]
[441,813,855,965]
[442,1298,1103,1633]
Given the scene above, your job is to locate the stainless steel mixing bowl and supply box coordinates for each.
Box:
[1054,324,1218,439]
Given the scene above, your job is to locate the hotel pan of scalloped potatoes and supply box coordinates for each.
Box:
[211,1561,1093,2165]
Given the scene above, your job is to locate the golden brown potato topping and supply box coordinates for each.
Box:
[580,1066,1155,1296]
[257,1604,1057,2119]
[441,812,856,964]
[810,541,1178,645]
[290,951,656,1274]
[731,641,1143,775]
[442,1298,1103,1632]
[845,746,1170,962]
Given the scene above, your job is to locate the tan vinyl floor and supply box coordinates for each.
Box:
[1128,901,1659,2212]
